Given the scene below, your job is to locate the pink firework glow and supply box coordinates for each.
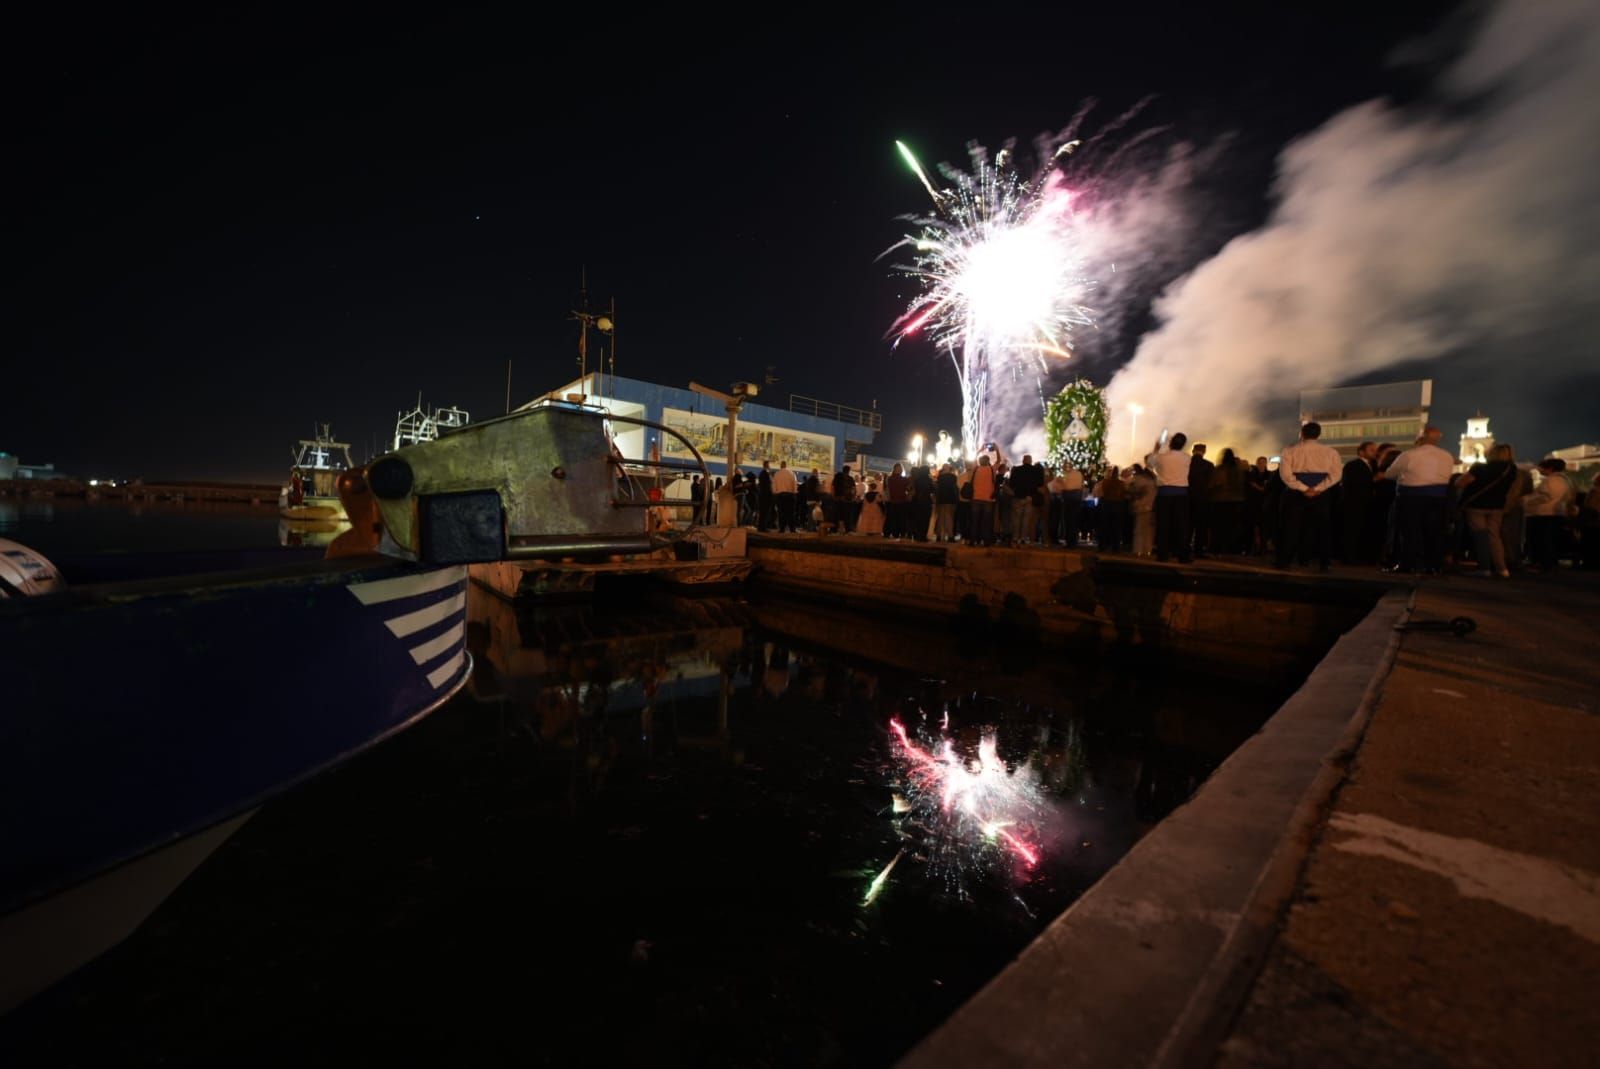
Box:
[887,716,1043,870]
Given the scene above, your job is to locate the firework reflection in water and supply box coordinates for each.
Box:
[867,708,1062,904]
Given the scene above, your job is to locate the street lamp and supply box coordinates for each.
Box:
[689,380,760,525]
[1127,402,1144,461]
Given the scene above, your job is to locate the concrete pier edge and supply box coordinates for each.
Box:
[1149,587,1416,1069]
[900,587,1416,1069]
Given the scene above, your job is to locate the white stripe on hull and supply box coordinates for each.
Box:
[383,591,466,638]
[426,649,466,689]
[409,626,462,666]
[349,565,467,606]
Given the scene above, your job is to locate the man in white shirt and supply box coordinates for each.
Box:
[771,460,799,532]
[1378,425,1455,573]
[1275,421,1344,571]
[1147,432,1194,563]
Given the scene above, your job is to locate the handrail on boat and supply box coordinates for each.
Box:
[599,412,715,525]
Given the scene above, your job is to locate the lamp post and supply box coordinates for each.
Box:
[1127,402,1144,462]
[690,380,761,525]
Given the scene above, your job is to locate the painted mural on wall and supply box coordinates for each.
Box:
[660,407,835,472]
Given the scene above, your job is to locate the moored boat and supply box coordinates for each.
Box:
[0,400,718,1013]
[278,424,353,520]
[0,541,471,1012]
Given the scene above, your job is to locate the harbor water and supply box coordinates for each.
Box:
[0,505,1302,1065]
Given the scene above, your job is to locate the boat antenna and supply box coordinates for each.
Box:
[579,267,598,396]
[607,296,617,400]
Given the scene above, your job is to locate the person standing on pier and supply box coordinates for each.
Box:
[1051,463,1085,547]
[1208,449,1245,554]
[1456,443,1515,576]
[1377,425,1455,574]
[771,460,798,533]
[1579,479,1600,571]
[800,468,821,530]
[970,455,997,546]
[1276,421,1343,572]
[911,461,935,542]
[1339,442,1378,564]
[757,461,775,532]
[1522,457,1577,572]
[831,465,857,534]
[934,463,959,542]
[1187,444,1214,558]
[857,481,886,536]
[1148,433,1193,563]
[1245,457,1270,554]
[1008,454,1043,545]
[1129,464,1157,556]
[1095,466,1127,552]
[1370,444,1401,566]
[885,463,911,539]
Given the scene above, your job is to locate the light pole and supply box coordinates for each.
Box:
[690,380,761,525]
[1127,402,1144,462]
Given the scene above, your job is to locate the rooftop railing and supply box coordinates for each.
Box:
[789,394,883,431]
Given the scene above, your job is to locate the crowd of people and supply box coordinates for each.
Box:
[684,425,1600,576]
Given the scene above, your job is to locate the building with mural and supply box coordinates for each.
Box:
[525,375,879,481]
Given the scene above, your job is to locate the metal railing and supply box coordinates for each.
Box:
[789,394,883,431]
[601,412,716,526]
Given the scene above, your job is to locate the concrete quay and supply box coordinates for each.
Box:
[1213,575,1600,1069]
[746,533,1395,682]
[894,559,1599,1068]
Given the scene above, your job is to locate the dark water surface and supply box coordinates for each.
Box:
[1,570,1298,1067]
[0,499,284,555]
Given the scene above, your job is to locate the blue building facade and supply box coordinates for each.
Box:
[533,375,876,478]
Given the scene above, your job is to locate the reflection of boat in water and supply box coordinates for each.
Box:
[1,401,715,1013]
[278,424,353,520]
[278,517,351,548]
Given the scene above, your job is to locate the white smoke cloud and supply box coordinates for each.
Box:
[1105,0,1600,462]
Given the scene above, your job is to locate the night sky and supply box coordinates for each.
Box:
[9,4,1494,482]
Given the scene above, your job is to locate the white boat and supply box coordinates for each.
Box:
[391,398,470,451]
[278,424,353,520]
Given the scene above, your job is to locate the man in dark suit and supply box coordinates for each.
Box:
[800,469,821,530]
[1187,444,1215,557]
[1340,441,1378,563]
[831,466,857,532]
[757,460,774,531]
[910,463,935,542]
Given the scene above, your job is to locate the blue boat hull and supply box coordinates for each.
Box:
[0,554,471,997]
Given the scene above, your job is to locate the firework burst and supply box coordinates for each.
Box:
[886,139,1096,456]
[862,712,1053,906]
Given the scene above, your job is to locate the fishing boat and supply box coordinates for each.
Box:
[278,423,354,520]
[0,401,715,1013]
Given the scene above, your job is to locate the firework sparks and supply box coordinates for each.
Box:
[863,848,906,906]
[885,714,1047,878]
[886,139,1097,456]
